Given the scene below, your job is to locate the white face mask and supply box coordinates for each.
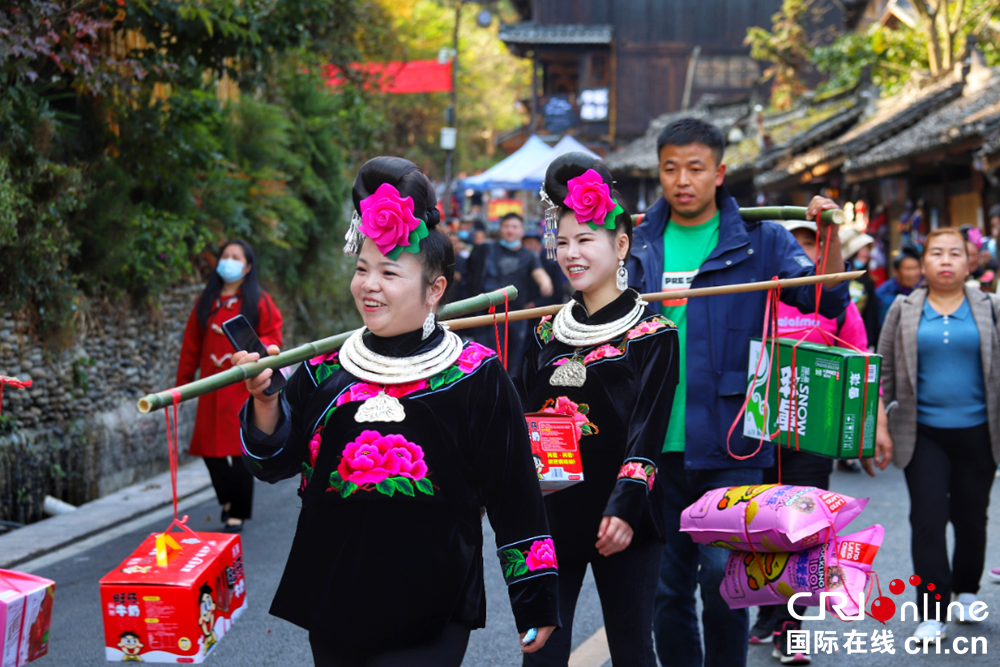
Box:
[216,258,245,283]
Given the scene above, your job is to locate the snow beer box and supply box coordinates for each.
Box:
[0,570,55,667]
[99,532,246,663]
[524,413,584,492]
[742,338,881,459]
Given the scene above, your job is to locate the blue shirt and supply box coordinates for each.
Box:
[916,298,987,429]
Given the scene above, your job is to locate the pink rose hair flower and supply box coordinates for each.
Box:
[359,183,428,259]
[563,169,622,229]
[525,538,558,571]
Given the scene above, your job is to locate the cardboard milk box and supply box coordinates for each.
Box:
[99,532,246,663]
[524,413,584,492]
[0,570,55,667]
[742,338,881,459]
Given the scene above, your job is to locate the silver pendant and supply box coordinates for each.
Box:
[354,390,406,423]
[549,359,587,387]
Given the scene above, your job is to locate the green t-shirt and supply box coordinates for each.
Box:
[661,211,720,452]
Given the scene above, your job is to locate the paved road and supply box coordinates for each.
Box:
[24,461,1000,666]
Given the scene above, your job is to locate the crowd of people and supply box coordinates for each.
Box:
[172,118,1000,667]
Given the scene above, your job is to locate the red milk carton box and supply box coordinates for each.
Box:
[99,532,246,663]
[0,570,55,667]
[524,413,584,492]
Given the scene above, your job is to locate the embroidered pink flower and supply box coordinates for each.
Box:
[618,461,655,491]
[564,169,616,225]
[383,438,428,480]
[386,379,429,398]
[336,382,383,407]
[583,344,622,365]
[359,183,423,257]
[541,396,592,441]
[525,538,558,571]
[552,358,569,366]
[456,343,494,373]
[627,319,666,339]
[308,351,339,366]
[308,431,322,467]
[337,430,403,485]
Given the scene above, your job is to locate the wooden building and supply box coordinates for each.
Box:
[501,0,849,150]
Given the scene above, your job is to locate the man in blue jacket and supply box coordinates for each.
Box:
[627,118,850,667]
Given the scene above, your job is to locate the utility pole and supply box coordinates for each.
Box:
[441,0,461,221]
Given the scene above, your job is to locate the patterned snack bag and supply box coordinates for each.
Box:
[720,525,883,615]
[680,485,868,552]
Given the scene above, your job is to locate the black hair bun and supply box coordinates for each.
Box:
[424,206,441,229]
[352,156,438,222]
[543,152,614,205]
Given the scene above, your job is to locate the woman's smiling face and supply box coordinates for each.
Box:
[555,211,627,294]
[351,239,442,337]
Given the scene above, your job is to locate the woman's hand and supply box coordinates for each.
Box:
[862,398,894,476]
[232,345,281,402]
[595,516,633,556]
[519,626,556,653]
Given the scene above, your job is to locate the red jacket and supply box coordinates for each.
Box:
[176,291,283,457]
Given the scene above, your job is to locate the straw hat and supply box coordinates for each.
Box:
[840,227,874,259]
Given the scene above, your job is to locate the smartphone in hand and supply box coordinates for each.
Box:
[221,315,287,396]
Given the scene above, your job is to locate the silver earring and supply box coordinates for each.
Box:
[421,311,436,340]
[616,260,628,291]
[344,210,364,255]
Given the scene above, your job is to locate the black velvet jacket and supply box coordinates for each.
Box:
[240,328,560,649]
[517,289,679,554]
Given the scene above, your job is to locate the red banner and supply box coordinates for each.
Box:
[324,60,453,94]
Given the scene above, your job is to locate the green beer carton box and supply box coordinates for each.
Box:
[742,338,881,459]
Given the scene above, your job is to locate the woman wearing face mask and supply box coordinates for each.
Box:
[235,156,559,667]
[879,228,1000,643]
[176,240,283,533]
[518,153,678,667]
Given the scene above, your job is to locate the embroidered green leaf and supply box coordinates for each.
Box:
[340,481,358,498]
[415,478,433,495]
[443,366,464,385]
[393,477,415,497]
[580,424,595,436]
[328,471,343,492]
[376,479,396,497]
[503,562,516,579]
[503,548,526,565]
[302,463,314,484]
[316,363,334,384]
[577,403,590,415]
[429,372,448,391]
[512,560,530,578]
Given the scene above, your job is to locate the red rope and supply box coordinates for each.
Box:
[488,292,511,370]
[0,376,32,420]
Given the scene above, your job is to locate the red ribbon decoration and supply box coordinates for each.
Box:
[488,292,510,370]
[0,375,32,420]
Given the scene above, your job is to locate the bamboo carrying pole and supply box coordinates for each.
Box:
[633,207,845,226]
[444,270,865,331]
[136,286,520,413]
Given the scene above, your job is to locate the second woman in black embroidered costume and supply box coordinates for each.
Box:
[234,157,560,666]
[518,153,678,667]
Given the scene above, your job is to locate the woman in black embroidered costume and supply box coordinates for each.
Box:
[518,153,678,667]
[234,156,559,666]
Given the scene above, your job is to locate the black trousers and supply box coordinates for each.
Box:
[203,456,254,520]
[309,623,470,667]
[523,539,661,667]
[904,422,995,616]
[761,448,832,625]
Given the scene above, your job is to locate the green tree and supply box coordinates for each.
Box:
[812,26,928,96]
[909,0,1000,76]
[745,0,826,110]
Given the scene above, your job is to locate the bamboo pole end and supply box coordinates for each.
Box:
[137,397,153,414]
[829,209,845,225]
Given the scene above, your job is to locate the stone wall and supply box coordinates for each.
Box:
[0,285,206,524]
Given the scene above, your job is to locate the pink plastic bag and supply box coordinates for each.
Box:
[720,525,883,615]
[680,484,868,552]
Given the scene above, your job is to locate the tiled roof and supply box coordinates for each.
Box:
[845,68,1000,173]
[605,97,750,175]
[498,23,613,45]
[755,72,964,188]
